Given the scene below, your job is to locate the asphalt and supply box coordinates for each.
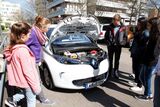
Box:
[2,47,154,107]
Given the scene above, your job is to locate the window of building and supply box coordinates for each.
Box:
[96,6,126,13]
[47,0,53,3]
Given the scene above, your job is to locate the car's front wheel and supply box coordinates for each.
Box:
[39,63,55,90]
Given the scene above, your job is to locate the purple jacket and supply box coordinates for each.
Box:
[26,28,42,63]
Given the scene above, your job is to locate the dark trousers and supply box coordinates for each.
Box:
[154,75,160,107]
[132,57,142,87]
[107,45,122,76]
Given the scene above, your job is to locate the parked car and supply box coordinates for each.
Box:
[98,24,109,40]
[40,15,109,90]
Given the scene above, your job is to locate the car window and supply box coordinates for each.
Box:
[52,33,92,45]
[46,28,54,38]
[102,25,109,30]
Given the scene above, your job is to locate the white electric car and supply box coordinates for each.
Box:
[40,15,109,90]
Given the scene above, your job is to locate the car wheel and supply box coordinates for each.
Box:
[39,63,54,90]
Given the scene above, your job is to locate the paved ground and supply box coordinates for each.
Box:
[2,46,154,107]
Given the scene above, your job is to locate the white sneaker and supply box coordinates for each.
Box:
[128,81,137,86]
[130,86,142,91]
[129,74,135,79]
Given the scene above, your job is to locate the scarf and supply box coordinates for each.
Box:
[32,26,48,45]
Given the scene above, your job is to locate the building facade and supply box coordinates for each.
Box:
[0,1,21,24]
[45,0,147,25]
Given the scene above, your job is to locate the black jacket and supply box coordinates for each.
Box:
[130,29,149,63]
[104,23,127,46]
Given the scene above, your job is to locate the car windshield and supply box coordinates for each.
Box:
[46,28,55,38]
[52,33,92,45]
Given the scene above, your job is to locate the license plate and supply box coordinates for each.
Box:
[84,80,104,89]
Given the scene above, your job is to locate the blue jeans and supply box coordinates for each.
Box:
[36,64,46,102]
[139,64,147,87]
[140,64,156,96]
[13,87,36,107]
[154,75,160,107]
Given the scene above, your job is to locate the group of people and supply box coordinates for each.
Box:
[3,13,160,107]
[129,16,160,106]
[4,16,54,107]
[104,14,160,107]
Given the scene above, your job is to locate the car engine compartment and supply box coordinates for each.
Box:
[53,48,107,69]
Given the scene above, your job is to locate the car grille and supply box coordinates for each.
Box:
[72,73,107,86]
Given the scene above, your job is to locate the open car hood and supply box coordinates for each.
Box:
[49,15,100,43]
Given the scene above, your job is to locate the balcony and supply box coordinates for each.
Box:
[47,0,64,9]
[47,0,85,9]
[65,0,85,3]
[47,8,65,18]
[95,11,130,19]
[64,9,83,15]
[47,7,85,18]
[97,0,128,10]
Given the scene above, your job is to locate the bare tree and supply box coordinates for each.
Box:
[127,0,147,25]
[148,0,160,16]
[35,0,47,17]
[0,15,2,34]
[13,14,26,22]
[128,0,138,25]
[75,0,97,15]
[86,0,97,15]
[77,0,87,15]
[12,11,34,24]
[0,15,2,23]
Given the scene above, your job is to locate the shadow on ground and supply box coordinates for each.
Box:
[81,70,138,107]
[81,87,130,107]
[101,70,138,97]
[4,70,137,107]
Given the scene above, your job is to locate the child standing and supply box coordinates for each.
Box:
[26,15,54,104]
[4,22,41,107]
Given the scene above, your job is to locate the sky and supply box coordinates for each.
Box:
[148,0,160,7]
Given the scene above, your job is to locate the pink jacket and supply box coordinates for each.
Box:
[4,44,41,94]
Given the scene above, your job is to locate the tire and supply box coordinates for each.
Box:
[39,63,54,90]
